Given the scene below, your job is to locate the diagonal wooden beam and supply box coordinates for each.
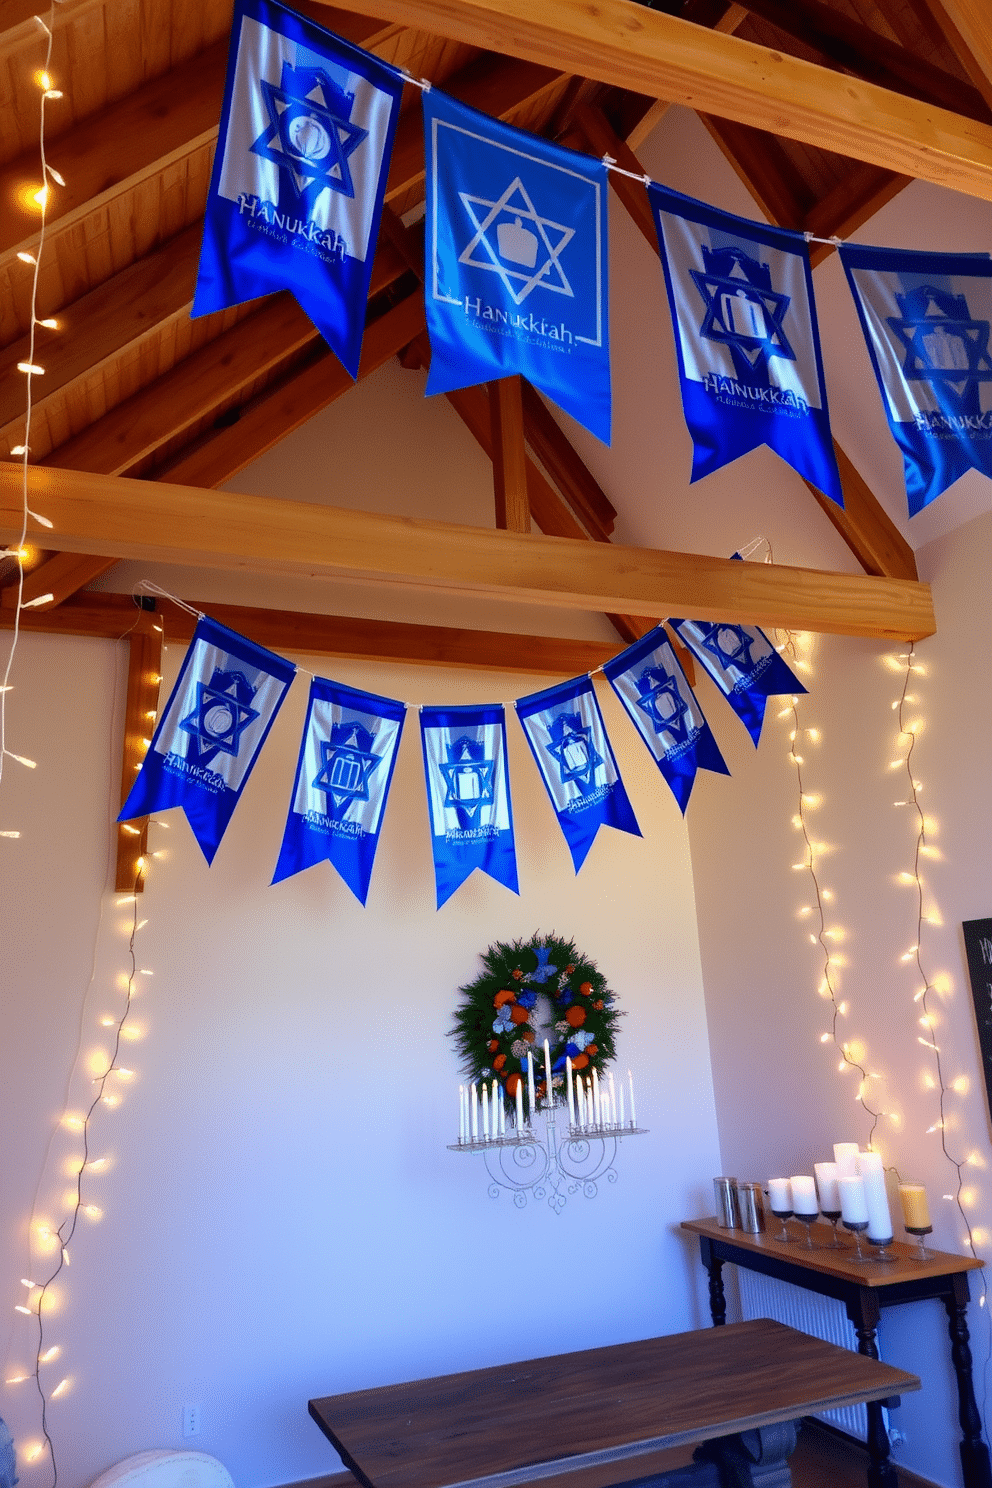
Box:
[156,292,425,488]
[732,0,991,120]
[0,588,622,675]
[911,0,992,114]
[572,106,919,584]
[0,462,936,640]
[0,226,204,449]
[517,381,617,540]
[321,0,992,200]
[0,551,115,610]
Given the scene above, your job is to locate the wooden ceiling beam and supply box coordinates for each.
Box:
[573,107,919,584]
[0,588,620,675]
[0,462,935,640]
[321,0,992,200]
[489,377,531,532]
[517,382,617,540]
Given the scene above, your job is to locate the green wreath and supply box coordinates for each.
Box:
[452,933,622,1102]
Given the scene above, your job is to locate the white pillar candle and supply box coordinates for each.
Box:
[527,1051,536,1121]
[790,1175,818,1217]
[628,1069,637,1128]
[814,1161,840,1213]
[566,1057,575,1126]
[838,1175,869,1224]
[515,1077,524,1133]
[619,1085,626,1128]
[608,1072,617,1127]
[470,1083,478,1141]
[499,1091,505,1136]
[481,1083,490,1140]
[833,1142,860,1177]
[592,1067,600,1125]
[857,1151,893,1241]
[767,1177,792,1212]
[543,1038,553,1107]
[459,1085,466,1143]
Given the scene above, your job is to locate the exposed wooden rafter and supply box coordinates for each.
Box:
[0,463,935,640]
[317,0,992,200]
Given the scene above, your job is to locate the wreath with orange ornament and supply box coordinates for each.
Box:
[451,933,622,1104]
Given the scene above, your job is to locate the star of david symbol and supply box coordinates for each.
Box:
[690,245,795,370]
[313,719,381,819]
[698,623,762,675]
[251,62,367,210]
[635,667,690,742]
[457,176,575,306]
[546,712,602,793]
[179,667,260,765]
[888,285,992,405]
[440,735,494,822]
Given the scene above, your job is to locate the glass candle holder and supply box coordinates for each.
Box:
[770,1206,793,1243]
[820,1208,844,1248]
[869,1234,896,1263]
[906,1224,934,1260]
[794,1205,818,1249]
[842,1217,870,1260]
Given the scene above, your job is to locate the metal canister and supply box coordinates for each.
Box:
[735,1181,765,1233]
[713,1176,739,1228]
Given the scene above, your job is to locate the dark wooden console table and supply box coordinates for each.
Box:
[309,1318,918,1488]
[682,1216,990,1488]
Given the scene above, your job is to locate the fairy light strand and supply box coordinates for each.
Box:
[892,644,989,1393]
[1,3,60,820]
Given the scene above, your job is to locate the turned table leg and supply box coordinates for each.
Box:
[943,1280,992,1488]
[846,1296,898,1488]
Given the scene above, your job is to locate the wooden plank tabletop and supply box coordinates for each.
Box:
[681,1215,984,1286]
[308,1319,919,1488]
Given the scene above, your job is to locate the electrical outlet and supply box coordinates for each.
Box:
[182,1403,201,1438]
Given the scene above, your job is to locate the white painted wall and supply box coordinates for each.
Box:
[0,629,720,1488]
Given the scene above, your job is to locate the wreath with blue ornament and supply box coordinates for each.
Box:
[452,933,622,1103]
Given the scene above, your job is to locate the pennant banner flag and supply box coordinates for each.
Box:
[119,616,295,864]
[648,183,843,505]
[669,604,806,748]
[422,88,611,444]
[515,677,640,873]
[420,705,519,909]
[272,677,405,902]
[191,0,403,378]
[603,626,729,814]
[839,244,992,515]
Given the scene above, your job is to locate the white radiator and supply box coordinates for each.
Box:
[737,1269,888,1442]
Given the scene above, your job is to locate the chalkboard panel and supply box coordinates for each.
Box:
[963,917,992,1129]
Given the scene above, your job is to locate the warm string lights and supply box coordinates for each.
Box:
[4,881,149,1485]
[887,645,988,1270]
[777,631,884,1142]
[0,3,61,831]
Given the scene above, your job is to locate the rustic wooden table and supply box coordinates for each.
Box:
[309,1318,918,1488]
[681,1216,990,1488]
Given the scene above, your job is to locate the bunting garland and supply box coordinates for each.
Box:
[420,705,519,909]
[271,677,405,902]
[515,676,640,872]
[603,626,729,814]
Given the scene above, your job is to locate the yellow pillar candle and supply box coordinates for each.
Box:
[898,1182,931,1229]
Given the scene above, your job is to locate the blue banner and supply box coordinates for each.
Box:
[119,616,296,864]
[420,705,519,909]
[515,677,640,873]
[648,183,842,505]
[603,626,729,814]
[669,602,806,747]
[839,244,992,515]
[191,0,403,378]
[423,88,611,444]
[271,677,405,902]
